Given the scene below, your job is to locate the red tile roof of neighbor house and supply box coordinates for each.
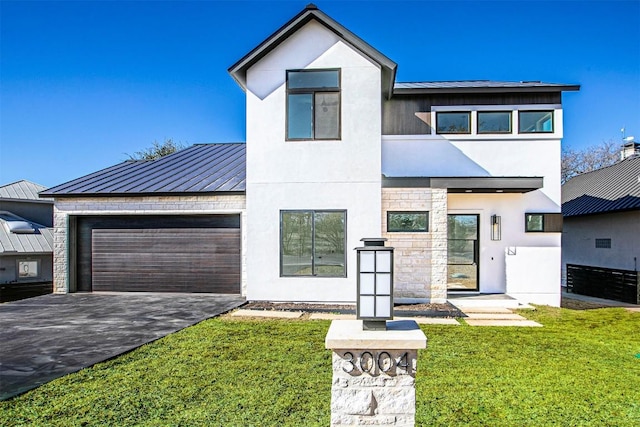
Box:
[562,155,640,217]
[41,143,246,197]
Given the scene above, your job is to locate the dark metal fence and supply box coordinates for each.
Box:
[0,282,53,303]
[567,264,639,304]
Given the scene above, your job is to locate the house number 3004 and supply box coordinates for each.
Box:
[341,351,410,376]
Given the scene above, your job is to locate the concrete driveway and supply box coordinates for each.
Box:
[0,293,245,400]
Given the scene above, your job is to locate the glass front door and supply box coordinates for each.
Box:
[447,214,479,291]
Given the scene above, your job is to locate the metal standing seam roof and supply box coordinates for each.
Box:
[562,156,640,217]
[0,180,53,203]
[40,143,246,197]
[394,80,580,94]
[0,212,53,254]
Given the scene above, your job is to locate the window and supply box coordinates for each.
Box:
[595,238,612,249]
[387,212,429,232]
[478,111,512,133]
[281,210,346,277]
[519,111,554,133]
[436,112,471,134]
[18,260,39,279]
[287,70,340,140]
[525,213,563,232]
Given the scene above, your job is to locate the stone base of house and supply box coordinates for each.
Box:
[382,187,448,302]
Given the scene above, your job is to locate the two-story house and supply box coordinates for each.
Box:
[42,5,578,306]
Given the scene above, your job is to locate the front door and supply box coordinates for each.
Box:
[447,214,479,291]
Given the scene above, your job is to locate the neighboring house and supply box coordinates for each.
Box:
[41,5,579,306]
[0,180,54,299]
[562,153,640,303]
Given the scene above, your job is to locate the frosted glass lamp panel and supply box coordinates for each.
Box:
[360,273,375,294]
[376,296,391,317]
[360,252,375,272]
[376,251,391,273]
[360,296,375,317]
[376,273,391,294]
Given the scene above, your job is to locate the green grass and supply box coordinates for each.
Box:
[1,307,639,426]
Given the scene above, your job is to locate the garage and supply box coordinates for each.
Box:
[73,215,241,294]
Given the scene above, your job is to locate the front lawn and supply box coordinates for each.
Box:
[1,307,639,426]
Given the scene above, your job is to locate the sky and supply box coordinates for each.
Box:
[1,0,639,188]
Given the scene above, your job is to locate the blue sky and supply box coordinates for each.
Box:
[1,0,639,188]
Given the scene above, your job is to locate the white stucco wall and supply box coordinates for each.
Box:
[506,246,561,306]
[245,21,383,302]
[382,107,563,305]
[448,193,561,296]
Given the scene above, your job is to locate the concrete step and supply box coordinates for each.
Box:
[448,293,521,309]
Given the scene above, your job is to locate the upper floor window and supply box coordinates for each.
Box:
[436,112,471,134]
[478,111,512,134]
[287,70,340,140]
[519,111,554,133]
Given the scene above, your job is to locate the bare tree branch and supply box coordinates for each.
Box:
[562,140,619,183]
[127,139,186,160]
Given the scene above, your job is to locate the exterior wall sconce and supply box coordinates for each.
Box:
[355,238,394,331]
[491,214,502,241]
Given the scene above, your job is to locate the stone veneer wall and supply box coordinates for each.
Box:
[52,195,247,295]
[382,188,447,303]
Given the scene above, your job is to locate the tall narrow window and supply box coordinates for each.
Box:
[281,210,346,277]
[287,70,340,140]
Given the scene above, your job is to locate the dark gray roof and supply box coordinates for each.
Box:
[41,143,246,197]
[394,80,580,94]
[0,180,52,203]
[228,4,397,99]
[0,211,53,254]
[562,156,640,217]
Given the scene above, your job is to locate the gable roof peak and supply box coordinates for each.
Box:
[228,4,397,99]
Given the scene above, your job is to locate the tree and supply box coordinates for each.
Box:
[127,139,186,160]
[561,139,620,184]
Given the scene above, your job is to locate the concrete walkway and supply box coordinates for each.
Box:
[0,293,245,400]
[230,306,542,327]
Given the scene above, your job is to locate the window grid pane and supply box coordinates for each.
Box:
[287,94,313,139]
[478,111,512,133]
[314,92,340,139]
[281,212,313,275]
[519,111,554,133]
[314,211,346,277]
[288,70,339,89]
[436,112,471,134]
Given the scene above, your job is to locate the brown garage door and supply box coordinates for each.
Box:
[74,215,241,293]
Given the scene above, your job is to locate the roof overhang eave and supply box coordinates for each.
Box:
[392,85,581,96]
[382,176,544,193]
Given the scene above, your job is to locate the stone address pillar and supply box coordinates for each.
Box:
[325,319,427,426]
